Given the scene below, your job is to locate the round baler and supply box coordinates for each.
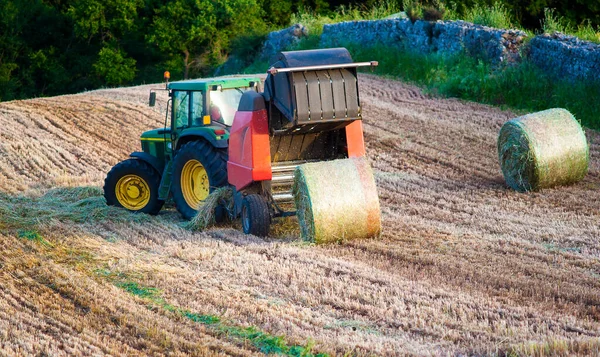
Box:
[226,48,382,241]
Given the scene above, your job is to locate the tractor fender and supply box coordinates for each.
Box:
[129,152,165,174]
[177,131,228,149]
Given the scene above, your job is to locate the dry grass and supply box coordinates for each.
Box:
[0,75,599,356]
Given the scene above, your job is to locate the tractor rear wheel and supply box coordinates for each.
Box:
[171,141,228,220]
[241,194,271,237]
[104,159,164,215]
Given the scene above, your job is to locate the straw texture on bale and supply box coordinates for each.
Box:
[292,157,381,244]
[497,108,589,192]
[187,186,233,231]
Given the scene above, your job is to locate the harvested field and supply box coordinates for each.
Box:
[0,75,599,356]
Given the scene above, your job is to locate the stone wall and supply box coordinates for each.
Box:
[529,33,600,81]
[431,21,525,63]
[320,19,526,64]
[320,19,432,54]
[247,19,599,82]
[260,24,308,61]
[317,18,600,81]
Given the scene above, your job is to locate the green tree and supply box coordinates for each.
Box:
[0,0,72,100]
[147,0,217,79]
[210,0,268,65]
[0,1,22,100]
[67,0,143,42]
[93,45,137,85]
[259,0,293,27]
[147,0,266,79]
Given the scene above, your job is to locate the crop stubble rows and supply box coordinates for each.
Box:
[0,76,598,355]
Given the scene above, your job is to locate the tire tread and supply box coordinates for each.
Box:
[242,194,271,237]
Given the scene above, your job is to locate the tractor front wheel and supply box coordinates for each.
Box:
[171,141,228,220]
[104,159,164,215]
[241,194,271,237]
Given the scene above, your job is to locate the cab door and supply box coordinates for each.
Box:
[171,90,190,149]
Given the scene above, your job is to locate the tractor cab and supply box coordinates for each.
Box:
[145,77,260,152]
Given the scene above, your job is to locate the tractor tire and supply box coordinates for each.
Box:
[241,194,271,237]
[171,141,228,220]
[104,159,164,215]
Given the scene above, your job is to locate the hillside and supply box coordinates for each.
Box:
[0,76,599,356]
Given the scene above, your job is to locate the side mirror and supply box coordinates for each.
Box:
[149,92,156,107]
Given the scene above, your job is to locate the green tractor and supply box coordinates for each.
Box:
[104,75,260,219]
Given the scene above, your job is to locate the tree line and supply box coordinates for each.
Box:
[1,0,598,101]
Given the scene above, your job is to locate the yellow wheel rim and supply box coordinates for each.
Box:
[115,174,151,210]
[181,159,209,209]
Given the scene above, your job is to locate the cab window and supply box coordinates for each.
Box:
[209,87,253,126]
[190,91,204,126]
[173,91,190,129]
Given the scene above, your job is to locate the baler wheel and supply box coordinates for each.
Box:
[241,194,271,237]
[104,159,164,215]
[171,141,228,220]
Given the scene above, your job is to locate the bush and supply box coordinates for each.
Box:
[229,33,268,65]
[403,0,422,22]
[423,6,444,21]
[542,8,571,34]
[542,8,600,43]
[462,2,515,29]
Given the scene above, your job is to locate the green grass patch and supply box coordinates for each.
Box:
[0,186,151,232]
[181,310,221,325]
[107,274,327,356]
[291,0,400,36]
[542,8,600,43]
[217,325,321,356]
[17,229,53,247]
[450,1,516,30]
[117,281,162,300]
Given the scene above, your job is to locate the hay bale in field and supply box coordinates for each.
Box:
[497,108,589,192]
[187,186,233,231]
[292,157,381,244]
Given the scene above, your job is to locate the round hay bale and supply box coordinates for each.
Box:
[292,157,381,244]
[497,108,589,192]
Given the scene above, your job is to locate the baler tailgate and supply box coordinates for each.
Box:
[293,69,359,124]
[330,70,348,119]
[265,48,377,133]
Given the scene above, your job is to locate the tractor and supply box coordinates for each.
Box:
[104,48,376,236]
[104,76,261,219]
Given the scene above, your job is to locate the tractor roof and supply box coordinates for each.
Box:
[167,77,260,91]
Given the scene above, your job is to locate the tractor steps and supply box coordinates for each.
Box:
[158,160,174,200]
